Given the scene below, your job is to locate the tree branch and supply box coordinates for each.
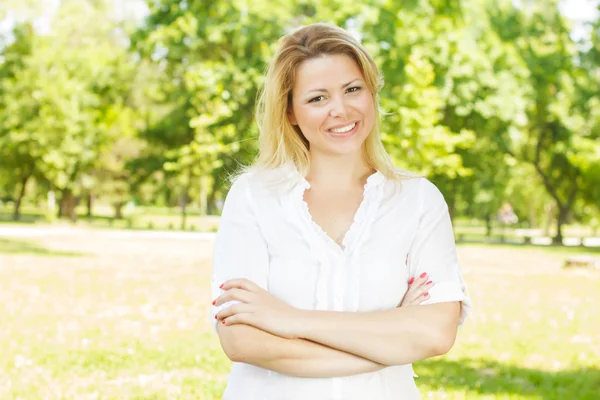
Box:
[533,127,563,209]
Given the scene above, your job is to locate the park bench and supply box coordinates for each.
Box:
[563,255,600,270]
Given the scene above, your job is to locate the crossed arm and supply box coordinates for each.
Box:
[216,324,384,378]
[211,176,467,378]
[213,277,461,378]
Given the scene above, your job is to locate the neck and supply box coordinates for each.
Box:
[305,151,374,189]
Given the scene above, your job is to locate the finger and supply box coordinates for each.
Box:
[221,313,253,327]
[405,272,428,295]
[216,303,252,320]
[407,282,433,304]
[213,288,254,307]
[415,272,429,285]
[405,274,433,303]
[220,278,263,293]
[407,290,431,305]
[407,271,428,286]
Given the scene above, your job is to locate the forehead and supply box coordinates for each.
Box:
[293,54,363,93]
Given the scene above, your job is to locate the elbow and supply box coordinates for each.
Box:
[430,325,458,356]
[217,325,253,363]
[221,339,244,363]
[428,302,461,356]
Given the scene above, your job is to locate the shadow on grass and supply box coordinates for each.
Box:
[416,358,600,400]
[457,241,600,255]
[0,212,43,224]
[0,238,87,257]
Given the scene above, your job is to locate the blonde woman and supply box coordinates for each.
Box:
[210,23,471,400]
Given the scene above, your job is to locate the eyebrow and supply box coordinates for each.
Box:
[304,79,362,95]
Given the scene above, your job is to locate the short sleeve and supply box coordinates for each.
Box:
[209,174,270,332]
[407,179,472,326]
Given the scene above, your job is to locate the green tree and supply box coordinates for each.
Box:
[0,0,140,221]
[489,0,600,243]
[131,0,298,218]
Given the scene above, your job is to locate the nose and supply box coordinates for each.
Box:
[328,96,349,119]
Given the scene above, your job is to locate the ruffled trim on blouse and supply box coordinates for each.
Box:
[283,165,386,311]
[294,169,385,254]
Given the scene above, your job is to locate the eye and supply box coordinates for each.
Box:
[347,86,361,93]
[308,95,325,103]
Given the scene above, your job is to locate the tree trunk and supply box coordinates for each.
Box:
[180,191,188,230]
[13,172,32,221]
[207,189,216,215]
[59,190,78,222]
[86,193,93,218]
[447,193,456,223]
[553,205,568,245]
[484,214,492,237]
[114,202,124,219]
[57,197,63,218]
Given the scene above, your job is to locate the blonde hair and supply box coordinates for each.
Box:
[252,22,401,180]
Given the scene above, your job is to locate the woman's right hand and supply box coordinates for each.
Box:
[398,273,433,307]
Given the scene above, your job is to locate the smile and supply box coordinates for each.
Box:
[327,121,359,137]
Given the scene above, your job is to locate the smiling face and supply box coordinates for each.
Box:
[288,54,375,158]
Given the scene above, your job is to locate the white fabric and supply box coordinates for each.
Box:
[210,164,471,400]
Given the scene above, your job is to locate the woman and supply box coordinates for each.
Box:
[210,22,471,400]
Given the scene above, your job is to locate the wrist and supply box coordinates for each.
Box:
[293,309,315,339]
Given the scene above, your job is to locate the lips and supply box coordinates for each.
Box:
[327,121,360,138]
[328,122,357,133]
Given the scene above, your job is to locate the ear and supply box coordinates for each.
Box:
[287,108,298,125]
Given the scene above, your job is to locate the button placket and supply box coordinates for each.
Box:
[333,255,346,311]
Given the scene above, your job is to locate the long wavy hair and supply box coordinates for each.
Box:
[251,23,400,179]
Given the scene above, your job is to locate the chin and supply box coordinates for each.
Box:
[322,141,365,157]
[307,125,371,157]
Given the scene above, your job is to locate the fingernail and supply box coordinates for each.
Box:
[424,292,429,297]
[408,277,415,284]
[214,314,217,319]
[219,284,224,289]
[420,272,427,278]
[222,319,226,324]
[212,300,216,305]
[426,280,432,285]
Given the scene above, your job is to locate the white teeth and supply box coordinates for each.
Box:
[330,122,356,133]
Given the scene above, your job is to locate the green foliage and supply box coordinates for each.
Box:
[0,0,598,238]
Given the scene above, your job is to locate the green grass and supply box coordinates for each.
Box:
[0,231,598,399]
[2,204,597,239]
[0,238,88,257]
[0,205,220,232]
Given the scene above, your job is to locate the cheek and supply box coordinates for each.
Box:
[296,108,328,134]
[358,96,375,117]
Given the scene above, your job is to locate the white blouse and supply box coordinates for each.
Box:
[210,165,471,400]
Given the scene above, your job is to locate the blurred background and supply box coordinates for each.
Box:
[0,0,598,399]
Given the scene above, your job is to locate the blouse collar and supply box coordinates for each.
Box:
[285,162,386,191]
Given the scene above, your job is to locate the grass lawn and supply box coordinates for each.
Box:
[0,230,598,399]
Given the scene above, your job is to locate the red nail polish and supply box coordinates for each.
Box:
[420,272,427,278]
[409,277,415,284]
[426,281,432,285]
[219,284,224,289]
[424,292,429,297]
[214,314,217,319]
[212,300,216,305]
[222,319,226,324]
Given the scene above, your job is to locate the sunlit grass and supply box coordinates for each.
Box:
[0,231,598,399]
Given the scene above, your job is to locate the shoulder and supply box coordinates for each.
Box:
[417,177,445,200]
[226,172,252,200]
[237,166,303,193]
[387,175,447,208]
[227,166,299,203]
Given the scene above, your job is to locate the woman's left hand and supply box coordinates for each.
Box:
[214,278,303,339]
